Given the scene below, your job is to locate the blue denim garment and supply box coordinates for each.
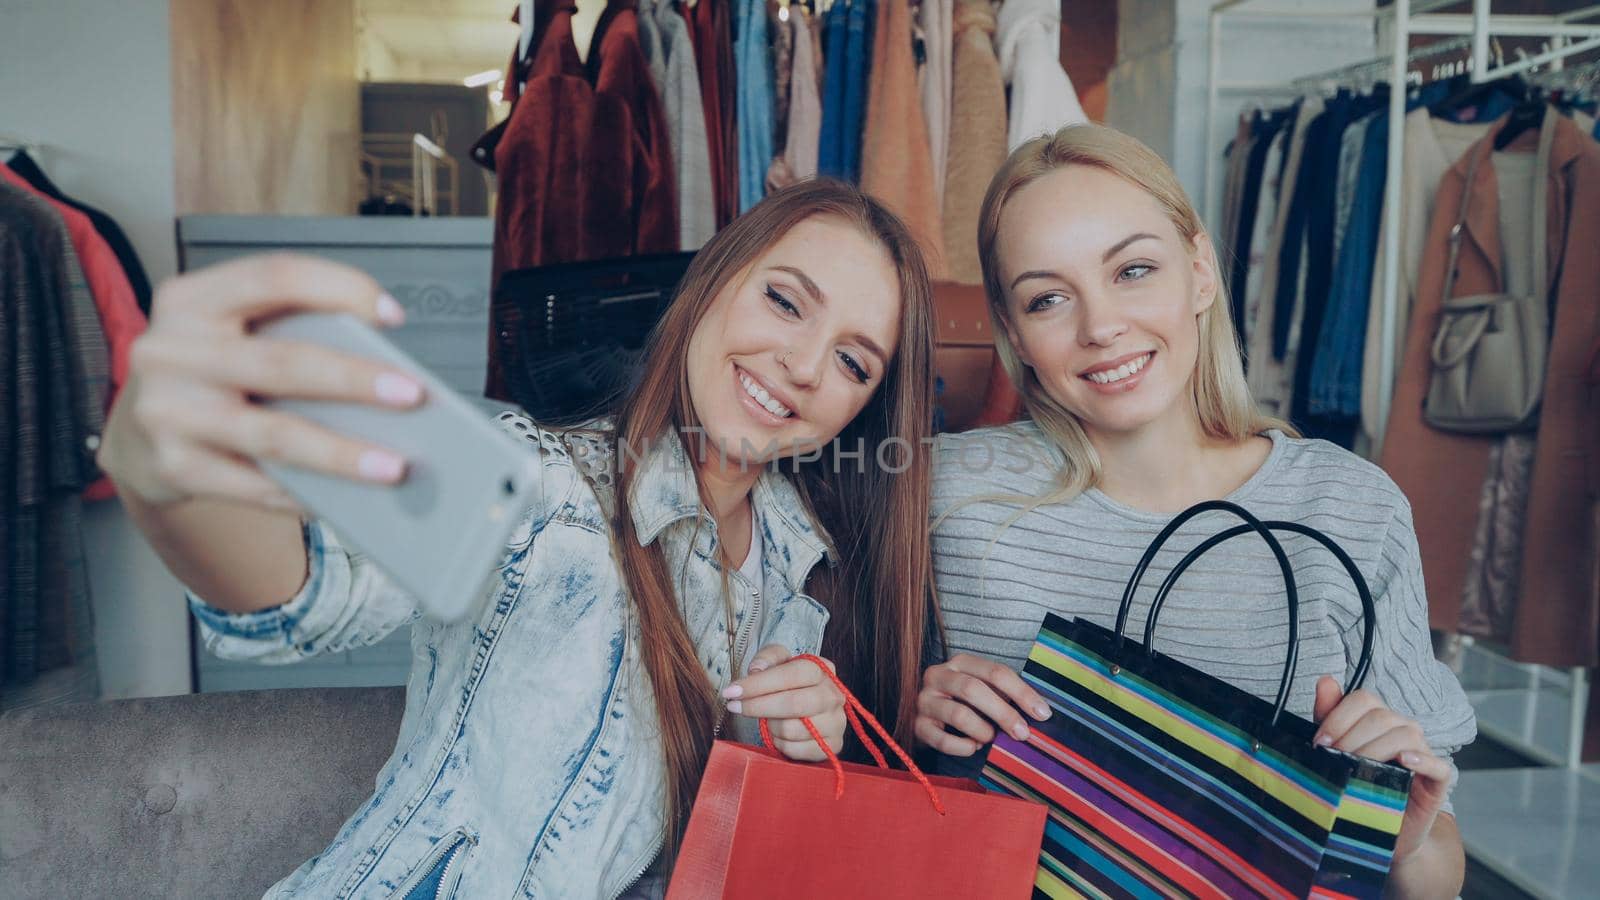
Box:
[734,0,772,212]
[189,415,834,899]
[841,0,873,182]
[1306,81,1456,419]
[1308,110,1388,418]
[817,1,849,179]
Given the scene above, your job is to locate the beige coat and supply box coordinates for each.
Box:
[941,0,1006,285]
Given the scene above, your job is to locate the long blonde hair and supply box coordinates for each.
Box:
[970,124,1294,515]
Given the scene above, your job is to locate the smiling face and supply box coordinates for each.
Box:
[994,164,1218,441]
[685,214,902,469]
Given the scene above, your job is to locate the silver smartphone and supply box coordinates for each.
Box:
[252,312,544,623]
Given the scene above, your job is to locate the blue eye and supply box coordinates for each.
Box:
[1118,264,1155,281]
[1027,293,1066,313]
[766,285,800,316]
[839,351,869,384]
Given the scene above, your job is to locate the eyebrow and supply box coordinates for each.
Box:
[773,265,824,304]
[1007,232,1163,291]
[771,264,888,366]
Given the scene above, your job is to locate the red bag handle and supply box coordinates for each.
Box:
[756,654,946,815]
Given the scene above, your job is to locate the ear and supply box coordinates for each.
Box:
[1189,231,1219,316]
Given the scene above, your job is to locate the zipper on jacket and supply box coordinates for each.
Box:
[606,833,667,900]
[390,830,475,900]
[433,834,473,900]
[728,571,762,688]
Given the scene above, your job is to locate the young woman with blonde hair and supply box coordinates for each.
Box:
[98,179,939,898]
[917,125,1474,897]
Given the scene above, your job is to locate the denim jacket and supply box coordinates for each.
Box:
[189,413,835,899]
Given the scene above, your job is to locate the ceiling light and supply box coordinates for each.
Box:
[463,69,502,88]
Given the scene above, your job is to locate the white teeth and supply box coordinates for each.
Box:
[1086,353,1151,385]
[739,371,793,418]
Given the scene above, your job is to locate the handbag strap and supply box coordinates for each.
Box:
[1144,521,1378,698]
[1113,500,1301,733]
[757,653,947,815]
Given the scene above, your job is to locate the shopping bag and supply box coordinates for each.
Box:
[979,500,1379,899]
[1152,519,1412,900]
[667,654,1048,899]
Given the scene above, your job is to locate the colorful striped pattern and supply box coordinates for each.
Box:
[1309,757,1409,900]
[981,615,1356,900]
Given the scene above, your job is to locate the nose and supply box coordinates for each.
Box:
[1075,291,1128,348]
[779,337,827,389]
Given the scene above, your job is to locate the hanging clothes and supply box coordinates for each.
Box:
[1240,121,1288,352]
[994,0,1087,151]
[476,0,678,400]
[0,183,105,712]
[918,0,953,206]
[1283,91,1367,444]
[941,0,1006,284]
[734,0,773,212]
[767,7,821,190]
[1246,95,1321,416]
[1380,112,1600,668]
[1229,111,1288,339]
[639,0,716,250]
[817,0,848,179]
[1308,109,1389,421]
[5,149,152,317]
[1218,115,1253,280]
[1359,109,1495,450]
[841,0,873,182]
[770,0,794,154]
[860,0,946,277]
[0,164,145,501]
[687,0,738,227]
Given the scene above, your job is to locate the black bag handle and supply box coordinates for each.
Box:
[1145,521,1377,700]
[1113,500,1300,730]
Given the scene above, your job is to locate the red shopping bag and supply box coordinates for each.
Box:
[666,655,1047,899]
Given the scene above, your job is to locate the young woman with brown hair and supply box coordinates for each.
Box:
[97,179,939,898]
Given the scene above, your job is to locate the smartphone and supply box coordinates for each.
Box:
[252,312,544,623]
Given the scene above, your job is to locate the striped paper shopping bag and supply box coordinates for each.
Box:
[977,500,1411,900]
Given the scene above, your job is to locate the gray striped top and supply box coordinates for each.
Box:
[929,421,1477,792]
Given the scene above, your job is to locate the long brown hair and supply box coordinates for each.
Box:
[605,179,938,852]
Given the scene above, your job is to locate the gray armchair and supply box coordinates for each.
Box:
[0,687,404,899]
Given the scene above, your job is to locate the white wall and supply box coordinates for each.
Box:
[1,0,193,698]
[1107,0,1378,231]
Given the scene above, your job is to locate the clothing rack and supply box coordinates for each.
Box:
[1207,0,1598,774]
[1207,6,1600,894]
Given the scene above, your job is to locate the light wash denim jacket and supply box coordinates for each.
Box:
[189,413,835,899]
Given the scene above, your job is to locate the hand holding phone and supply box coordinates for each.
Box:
[98,254,541,622]
[254,312,544,622]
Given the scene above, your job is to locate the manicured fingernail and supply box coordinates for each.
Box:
[1315,734,1334,747]
[358,450,406,482]
[1034,704,1051,720]
[722,684,743,699]
[749,662,770,673]
[1401,752,1419,768]
[375,372,422,406]
[376,293,405,326]
[726,700,742,714]
[1013,723,1030,741]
